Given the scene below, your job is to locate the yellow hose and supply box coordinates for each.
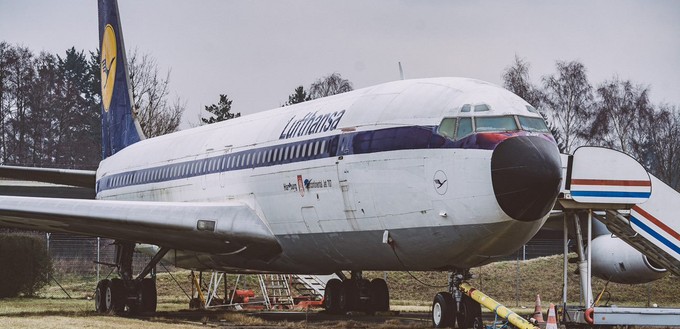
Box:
[459,282,538,329]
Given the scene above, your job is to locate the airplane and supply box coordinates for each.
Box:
[0,1,668,328]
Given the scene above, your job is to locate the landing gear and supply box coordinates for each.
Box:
[94,241,169,315]
[457,294,482,329]
[369,278,389,312]
[431,270,483,329]
[432,292,455,328]
[323,278,343,313]
[94,279,109,313]
[323,271,391,314]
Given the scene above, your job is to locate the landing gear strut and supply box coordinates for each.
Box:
[94,241,169,315]
[323,271,390,314]
[432,270,482,329]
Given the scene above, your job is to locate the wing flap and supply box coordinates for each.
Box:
[0,196,281,260]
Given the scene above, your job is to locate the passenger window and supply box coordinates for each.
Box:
[475,116,518,132]
[301,144,307,157]
[295,145,301,158]
[438,118,457,139]
[284,147,289,160]
[456,117,473,139]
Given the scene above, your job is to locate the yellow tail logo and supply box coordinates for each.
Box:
[100,24,117,112]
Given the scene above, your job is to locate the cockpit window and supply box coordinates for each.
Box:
[460,104,471,112]
[475,116,518,132]
[526,105,539,114]
[456,117,473,139]
[438,118,457,139]
[474,104,490,112]
[518,116,550,133]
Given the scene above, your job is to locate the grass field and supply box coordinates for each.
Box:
[1,254,678,328]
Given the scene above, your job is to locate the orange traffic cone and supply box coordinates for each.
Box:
[532,294,545,323]
[546,303,558,329]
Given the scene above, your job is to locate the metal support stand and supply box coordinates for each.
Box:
[587,209,593,308]
[573,213,593,306]
[562,213,569,307]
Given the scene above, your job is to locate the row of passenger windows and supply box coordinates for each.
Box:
[105,139,329,189]
[438,115,550,140]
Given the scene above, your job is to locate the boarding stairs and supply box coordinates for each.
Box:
[557,146,680,326]
[559,147,680,276]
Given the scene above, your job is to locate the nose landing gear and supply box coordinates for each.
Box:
[431,270,482,329]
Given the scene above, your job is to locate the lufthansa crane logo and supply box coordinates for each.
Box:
[100,24,117,112]
[433,170,448,195]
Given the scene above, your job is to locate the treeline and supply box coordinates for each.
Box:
[503,56,680,189]
[0,43,101,169]
[0,43,185,169]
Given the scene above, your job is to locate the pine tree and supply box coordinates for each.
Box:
[202,94,240,124]
[283,86,310,106]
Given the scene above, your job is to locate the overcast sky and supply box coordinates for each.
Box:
[1,0,679,128]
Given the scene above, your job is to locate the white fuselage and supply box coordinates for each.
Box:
[96,78,550,273]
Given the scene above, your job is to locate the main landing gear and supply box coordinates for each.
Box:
[94,241,169,315]
[323,271,390,314]
[432,270,483,329]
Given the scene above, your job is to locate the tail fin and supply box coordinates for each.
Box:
[98,0,145,159]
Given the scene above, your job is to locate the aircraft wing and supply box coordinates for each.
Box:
[0,196,281,260]
[0,165,96,189]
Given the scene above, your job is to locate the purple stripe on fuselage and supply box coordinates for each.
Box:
[96,125,556,193]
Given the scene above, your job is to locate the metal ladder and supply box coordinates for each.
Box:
[289,274,337,300]
[258,274,294,309]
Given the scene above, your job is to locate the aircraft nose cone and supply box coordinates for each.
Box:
[491,136,562,222]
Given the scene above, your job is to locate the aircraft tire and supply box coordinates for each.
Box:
[456,293,482,329]
[94,279,110,313]
[369,278,389,312]
[432,292,455,328]
[323,278,343,314]
[139,278,157,313]
[340,279,359,312]
[107,278,126,315]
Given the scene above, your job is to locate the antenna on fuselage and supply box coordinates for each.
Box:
[398,62,405,80]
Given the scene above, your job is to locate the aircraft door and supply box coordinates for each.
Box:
[336,134,360,231]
